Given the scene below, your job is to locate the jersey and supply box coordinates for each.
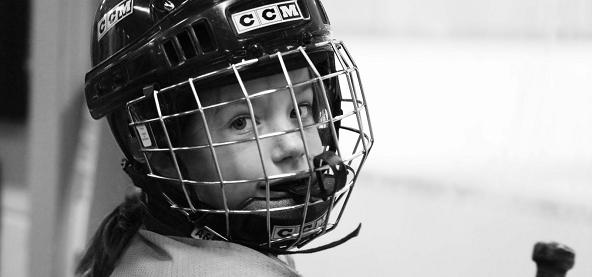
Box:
[110,229,303,277]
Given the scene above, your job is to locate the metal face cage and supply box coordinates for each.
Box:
[126,40,374,249]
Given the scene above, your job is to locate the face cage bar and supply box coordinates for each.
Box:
[126,40,374,248]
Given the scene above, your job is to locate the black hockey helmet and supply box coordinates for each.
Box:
[86,0,374,252]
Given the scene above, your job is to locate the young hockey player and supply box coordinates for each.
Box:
[78,0,374,276]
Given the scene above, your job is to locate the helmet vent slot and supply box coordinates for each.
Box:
[192,20,216,53]
[163,40,181,64]
[315,0,330,24]
[177,30,197,58]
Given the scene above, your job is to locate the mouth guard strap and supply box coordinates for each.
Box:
[313,151,347,200]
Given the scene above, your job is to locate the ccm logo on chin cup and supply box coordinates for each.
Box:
[271,213,326,240]
[231,0,305,34]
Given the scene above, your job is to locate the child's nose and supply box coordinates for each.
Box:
[270,131,307,168]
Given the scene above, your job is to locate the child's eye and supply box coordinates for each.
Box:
[229,116,253,131]
[290,104,312,120]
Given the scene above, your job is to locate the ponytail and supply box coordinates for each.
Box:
[76,193,145,277]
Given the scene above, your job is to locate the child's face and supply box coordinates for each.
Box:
[178,68,324,209]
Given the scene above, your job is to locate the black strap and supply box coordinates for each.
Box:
[313,151,347,201]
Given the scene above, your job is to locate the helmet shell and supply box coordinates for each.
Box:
[86,0,332,119]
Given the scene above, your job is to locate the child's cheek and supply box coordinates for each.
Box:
[304,128,324,156]
[218,142,265,180]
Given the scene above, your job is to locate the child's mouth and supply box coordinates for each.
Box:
[258,176,316,195]
[241,197,300,210]
[255,174,339,201]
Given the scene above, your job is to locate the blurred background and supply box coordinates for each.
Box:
[2,0,592,276]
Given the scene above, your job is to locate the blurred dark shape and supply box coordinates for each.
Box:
[0,1,30,123]
[532,241,575,277]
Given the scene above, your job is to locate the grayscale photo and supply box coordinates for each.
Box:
[0,0,590,276]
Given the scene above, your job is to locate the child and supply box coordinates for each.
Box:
[78,0,374,276]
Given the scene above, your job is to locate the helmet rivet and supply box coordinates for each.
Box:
[302,32,313,45]
[247,43,265,58]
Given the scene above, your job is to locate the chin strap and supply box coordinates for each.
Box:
[313,151,348,201]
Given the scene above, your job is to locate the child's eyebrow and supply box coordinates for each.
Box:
[206,89,276,118]
[198,81,313,116]
[210,100,247,119]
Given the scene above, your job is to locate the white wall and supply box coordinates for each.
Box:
[296,36,592,277]
[324,0,592,37]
